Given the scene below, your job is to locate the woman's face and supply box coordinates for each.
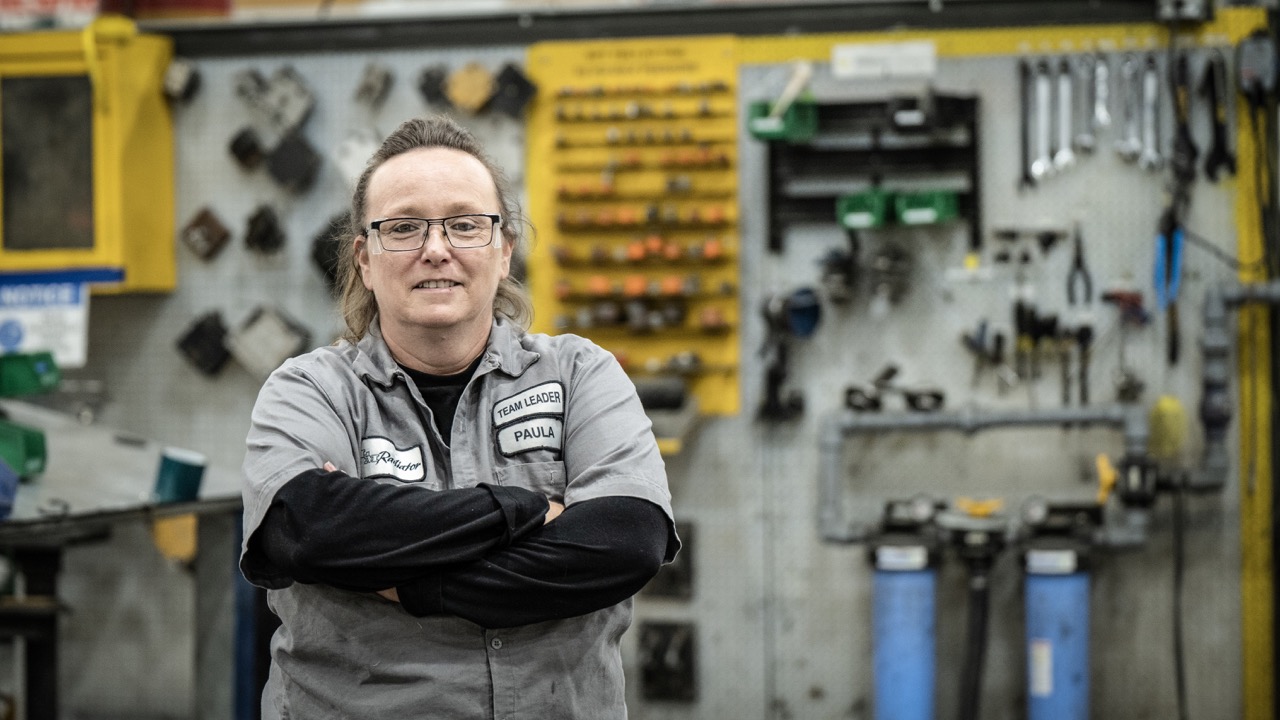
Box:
[355,147,512,347]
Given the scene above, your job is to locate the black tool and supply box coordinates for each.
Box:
[1066,223,1092,306]
[1169,51,1199,187]
[1200,50,1237,181]
[1019,59,1035,189]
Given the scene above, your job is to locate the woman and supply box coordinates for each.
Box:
[240,115,678,719]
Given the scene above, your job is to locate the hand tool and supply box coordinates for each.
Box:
[1074,53,1096,153]
[1020,59,1037,188]
[1169,51,1198,187]
[1092,53,1112,129]
[1053,58,1077,171]
[1115,54,1142,162]
[1200,50,1237,181]
[1138,55,1163,172]
[1031,60,1054,181]
[1154,207,1184,364]
[1066,223,1094,405]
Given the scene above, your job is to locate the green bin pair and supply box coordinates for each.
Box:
[837,190,958,230]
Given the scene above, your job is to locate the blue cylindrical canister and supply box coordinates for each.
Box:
[872,545,936,720]
[1024,549,1090,720]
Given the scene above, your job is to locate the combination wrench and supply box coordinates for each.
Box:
[1073,54,1097,154]
[1030,60,1054,181]
[1139,54,1163,172]
[1053,57,1076,170]
[1115,54,1142,163]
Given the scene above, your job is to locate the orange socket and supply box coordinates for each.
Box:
[616,207,638,225]
[623,275,648,298]
[698,306,727,331]
[662,241,684,261]
[702,236,724,261]
[554,279,573,301]
[703,205,725,224]
[660,275,685,296]
[644,234,665,255]
[626,241,647,262]
[586,275,612,297]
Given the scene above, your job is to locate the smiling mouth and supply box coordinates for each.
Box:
[415,280,461,289]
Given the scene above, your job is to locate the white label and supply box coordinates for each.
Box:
[1026,549,1078,575]
[832,41,938,80]
[875,545,928,571]
[750,116,784,133]
[360,437,425,482]
[901,208,939,225]
[1029,638,1054,697]
[497,417,564,457]
[0,282,88,368]
[842,211,875,229]
[493,381,564,427]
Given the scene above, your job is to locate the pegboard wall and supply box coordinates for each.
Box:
[47,8,1271,720]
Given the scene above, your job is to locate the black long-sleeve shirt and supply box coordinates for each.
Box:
[249,468,669,627]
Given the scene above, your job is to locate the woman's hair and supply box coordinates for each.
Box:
[337,115,533,342]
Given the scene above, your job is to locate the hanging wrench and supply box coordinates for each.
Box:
[1092,53,1112,129]
[1074,54,1096,153]
[1115,54,1142,162]
[1138,54,1163,172]
[1031,60,1054,181]
[1053,58,1076,170]
[1019,59,1036,188]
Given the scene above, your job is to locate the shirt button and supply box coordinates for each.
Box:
[490,638,503,650]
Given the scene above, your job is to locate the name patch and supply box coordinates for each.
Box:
[493,381,564,426]
[497,417,564,457]
[360,437,425,482]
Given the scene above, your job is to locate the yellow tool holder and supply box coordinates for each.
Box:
[0,16,175,292]
[526,36,742,424]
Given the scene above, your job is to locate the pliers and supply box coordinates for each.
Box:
[1153,208,1184,311]
[1067,222,1092,306]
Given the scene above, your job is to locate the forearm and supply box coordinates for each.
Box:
[248,468,550,591]
[396,496,670,627]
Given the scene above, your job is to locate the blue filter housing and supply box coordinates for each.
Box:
[872,548,936,720]
[1024,549,1090,720]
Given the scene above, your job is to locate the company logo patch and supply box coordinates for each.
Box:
[360,437,425,482]
[497,417,564,457]
[493,381,564,427]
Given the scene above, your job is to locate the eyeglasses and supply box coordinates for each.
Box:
[366,214,502,253]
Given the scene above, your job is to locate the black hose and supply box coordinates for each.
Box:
[958,563,992,720]
[1172,476,1189,720]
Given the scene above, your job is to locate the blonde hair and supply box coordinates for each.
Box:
[337,115,533,342]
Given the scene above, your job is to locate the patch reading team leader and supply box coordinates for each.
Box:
[494,381,565,456]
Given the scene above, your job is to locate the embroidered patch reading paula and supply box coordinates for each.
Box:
[359,437,425,482]
[497,417,564,456]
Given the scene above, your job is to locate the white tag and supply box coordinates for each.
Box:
[1026,549,1078,575]
[360,437,425,481]
[832,41,937,80]
[1029,638,1053,697]
[497,417,564,457]
[874,545,928,571]
[493,381,565,427]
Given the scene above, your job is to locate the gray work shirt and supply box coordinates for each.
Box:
[240,317,677,720]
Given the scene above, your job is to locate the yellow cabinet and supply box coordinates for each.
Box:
[0,16,175,292]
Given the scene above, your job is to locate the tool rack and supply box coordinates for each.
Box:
[761,94,982,255]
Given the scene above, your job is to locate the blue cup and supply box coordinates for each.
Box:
[153,447,207,503]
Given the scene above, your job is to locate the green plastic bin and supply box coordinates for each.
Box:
[836,190,894,230]
[0,419,46,478]
[0,352,60,398]
[747,100,819,142]
[894,191,959,226]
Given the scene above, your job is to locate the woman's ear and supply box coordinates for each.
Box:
[354,235,373,289]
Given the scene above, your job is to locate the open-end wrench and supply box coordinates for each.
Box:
[1074,54,1096,153]
[1115,54,1142,162]
[1093,53,1112,129]
[1054,58,1076,170]
[1139,54,1163,172]
[1019,59,1036,188]
[1031,60,1054,181]
[1201,50,1237,181]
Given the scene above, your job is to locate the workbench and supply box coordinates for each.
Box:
[0,399,242,720]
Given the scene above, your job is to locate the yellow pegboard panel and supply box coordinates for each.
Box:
[526,36,741,418]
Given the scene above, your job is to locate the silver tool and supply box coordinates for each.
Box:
[1054,58,1076,170]
[1139,54,1163,172]
[1074,54,1097,153]
[1031,60,1054,181]
[1115,54,1142,162]
[1093,53,1112,128]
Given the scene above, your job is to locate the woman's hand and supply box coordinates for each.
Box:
[545,501,564,524]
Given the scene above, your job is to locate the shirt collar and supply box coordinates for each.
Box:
[353,316,538,388]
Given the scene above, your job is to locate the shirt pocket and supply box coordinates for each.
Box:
[494,461,567,504]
